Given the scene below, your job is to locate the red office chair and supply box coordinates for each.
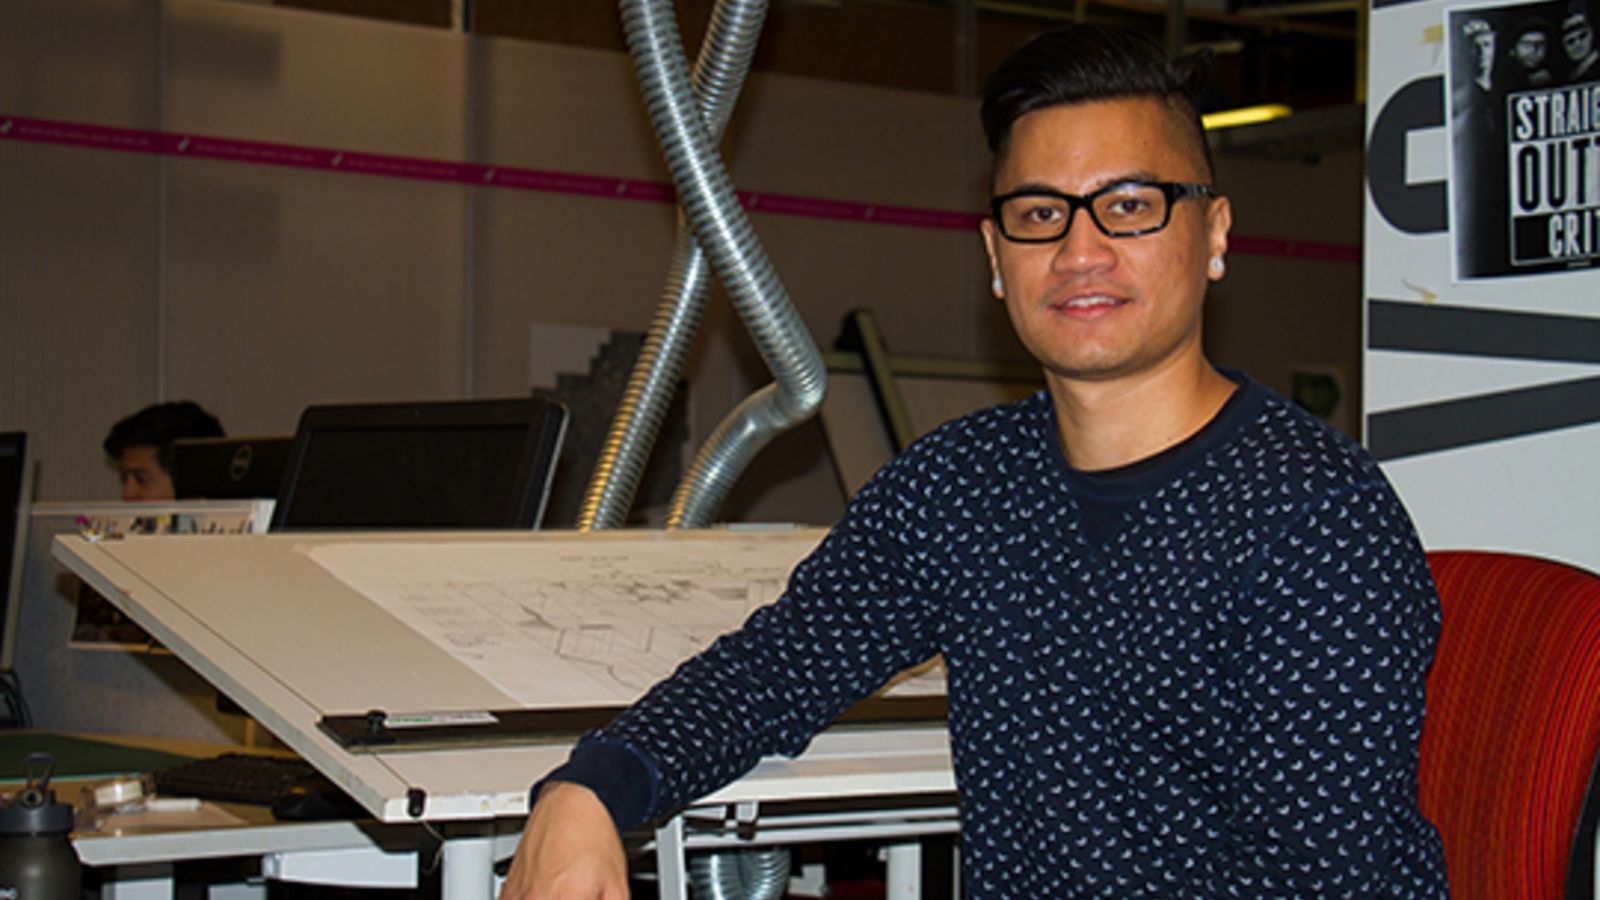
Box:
[1418,551,1600,899]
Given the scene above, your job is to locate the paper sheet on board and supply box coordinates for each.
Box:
[307,535,946,709]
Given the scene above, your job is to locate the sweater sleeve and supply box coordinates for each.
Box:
[537,468,945,830]
[1177,480,1445,898]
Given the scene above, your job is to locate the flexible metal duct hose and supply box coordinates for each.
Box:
[578,0,765,530]
[607,0,813,894]
[616,0,827,531]
[688,846,793,900]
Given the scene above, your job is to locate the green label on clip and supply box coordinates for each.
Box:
[384,711,500,730]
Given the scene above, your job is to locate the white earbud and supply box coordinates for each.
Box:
[991,273,1005,297]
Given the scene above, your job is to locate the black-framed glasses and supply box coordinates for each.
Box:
[990,181,1218,243]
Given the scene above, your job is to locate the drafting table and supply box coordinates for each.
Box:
[54,529,957,899]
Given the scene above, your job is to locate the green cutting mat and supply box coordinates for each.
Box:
[0,732,195,783]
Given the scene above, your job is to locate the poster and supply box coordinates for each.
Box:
[1449,0,1600,277]
[1365,0,1600,574]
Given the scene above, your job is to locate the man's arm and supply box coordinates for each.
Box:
[1181,481,1445,898]
[500,783,627,900]
[501,469,947,895]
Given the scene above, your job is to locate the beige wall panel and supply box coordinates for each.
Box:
[1206,148,1364,437]
[1215,149,1364,244]
[470,37,664,179]
[164,0,469,157]
[1,0,163,500]
[748,215,984,358]
[162,160,468,436]
[472,190,679,397]
[159,1,471,436]
[0,143,161,501]
[730,74,986,210]
[0,0,161,123]
[1206,256,1362,436]
[468,35,678,400]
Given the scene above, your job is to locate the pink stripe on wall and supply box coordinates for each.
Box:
[1229,234,1360,265]
[1,114,1357,263]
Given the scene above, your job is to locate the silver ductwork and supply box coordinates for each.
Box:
[688,846,793,900]
[581,0,826,531]
[585,0,820,894]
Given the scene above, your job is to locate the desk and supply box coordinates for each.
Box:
[47,733,953,899]
[0,732,417,898]
[53,530,959,899]
[76,810,425,900]
[72,792,961,900]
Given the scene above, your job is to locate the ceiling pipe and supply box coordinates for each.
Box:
[955,0,977,96]
[1164,0,1186,55]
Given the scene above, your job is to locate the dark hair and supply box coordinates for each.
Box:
[1513,17,1553,43]
[103,401,225,472]
[980,24,1214,177]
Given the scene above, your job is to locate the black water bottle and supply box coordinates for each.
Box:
[0,753,81,900]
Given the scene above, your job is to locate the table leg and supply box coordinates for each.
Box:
[99,863,175,900]
[441,825,496,900]
[654,816,689,900]
[882,841,922,898]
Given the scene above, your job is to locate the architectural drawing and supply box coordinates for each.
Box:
[306,532,943,709]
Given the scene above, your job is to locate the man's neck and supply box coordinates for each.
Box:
[1045,355,1237,472]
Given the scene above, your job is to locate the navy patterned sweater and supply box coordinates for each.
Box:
[546,373,1448,898]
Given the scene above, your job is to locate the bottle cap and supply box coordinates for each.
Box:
[0,753,76,835]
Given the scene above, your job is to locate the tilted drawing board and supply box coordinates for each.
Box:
[52,529,953,823]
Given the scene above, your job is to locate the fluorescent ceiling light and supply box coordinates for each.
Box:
[1202,103,1293,130]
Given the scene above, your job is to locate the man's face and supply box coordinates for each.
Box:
[1474,30,1496,76]
[1566,21,1593,61]
[116,445,175,501]
[980,98,1230,388]
[1515,31,1548,67]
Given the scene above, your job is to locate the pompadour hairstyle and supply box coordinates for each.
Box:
[980,24,1215,178]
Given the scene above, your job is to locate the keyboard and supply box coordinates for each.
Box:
[153,752,321,806]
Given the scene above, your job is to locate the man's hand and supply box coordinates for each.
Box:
[499,781,629,900]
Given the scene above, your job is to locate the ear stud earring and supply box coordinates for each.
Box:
[1209,257,1226,275]
[991,274,1006,297]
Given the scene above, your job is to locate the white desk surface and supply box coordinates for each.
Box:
[44,769,415,869]
[54,530,954,825]
[74,810,407,867]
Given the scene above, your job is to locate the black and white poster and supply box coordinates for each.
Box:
[1450,0,1600,277]
[1366,0,1600,574]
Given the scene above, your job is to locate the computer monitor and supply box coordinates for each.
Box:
[269,397,567,532]
[1,432,35,674]
[171,435,293,500]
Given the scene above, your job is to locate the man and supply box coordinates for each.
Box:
[1510,19,1555,86]
[1464,17,1498,92]
[504,25,1447,898]
[1565,10,1599,80]
[103,401,224,501]
[1452,16,1511,278]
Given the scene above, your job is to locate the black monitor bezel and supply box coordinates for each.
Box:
[268,397,566,533]
[171,435,295,501]
[1,432,35,673]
